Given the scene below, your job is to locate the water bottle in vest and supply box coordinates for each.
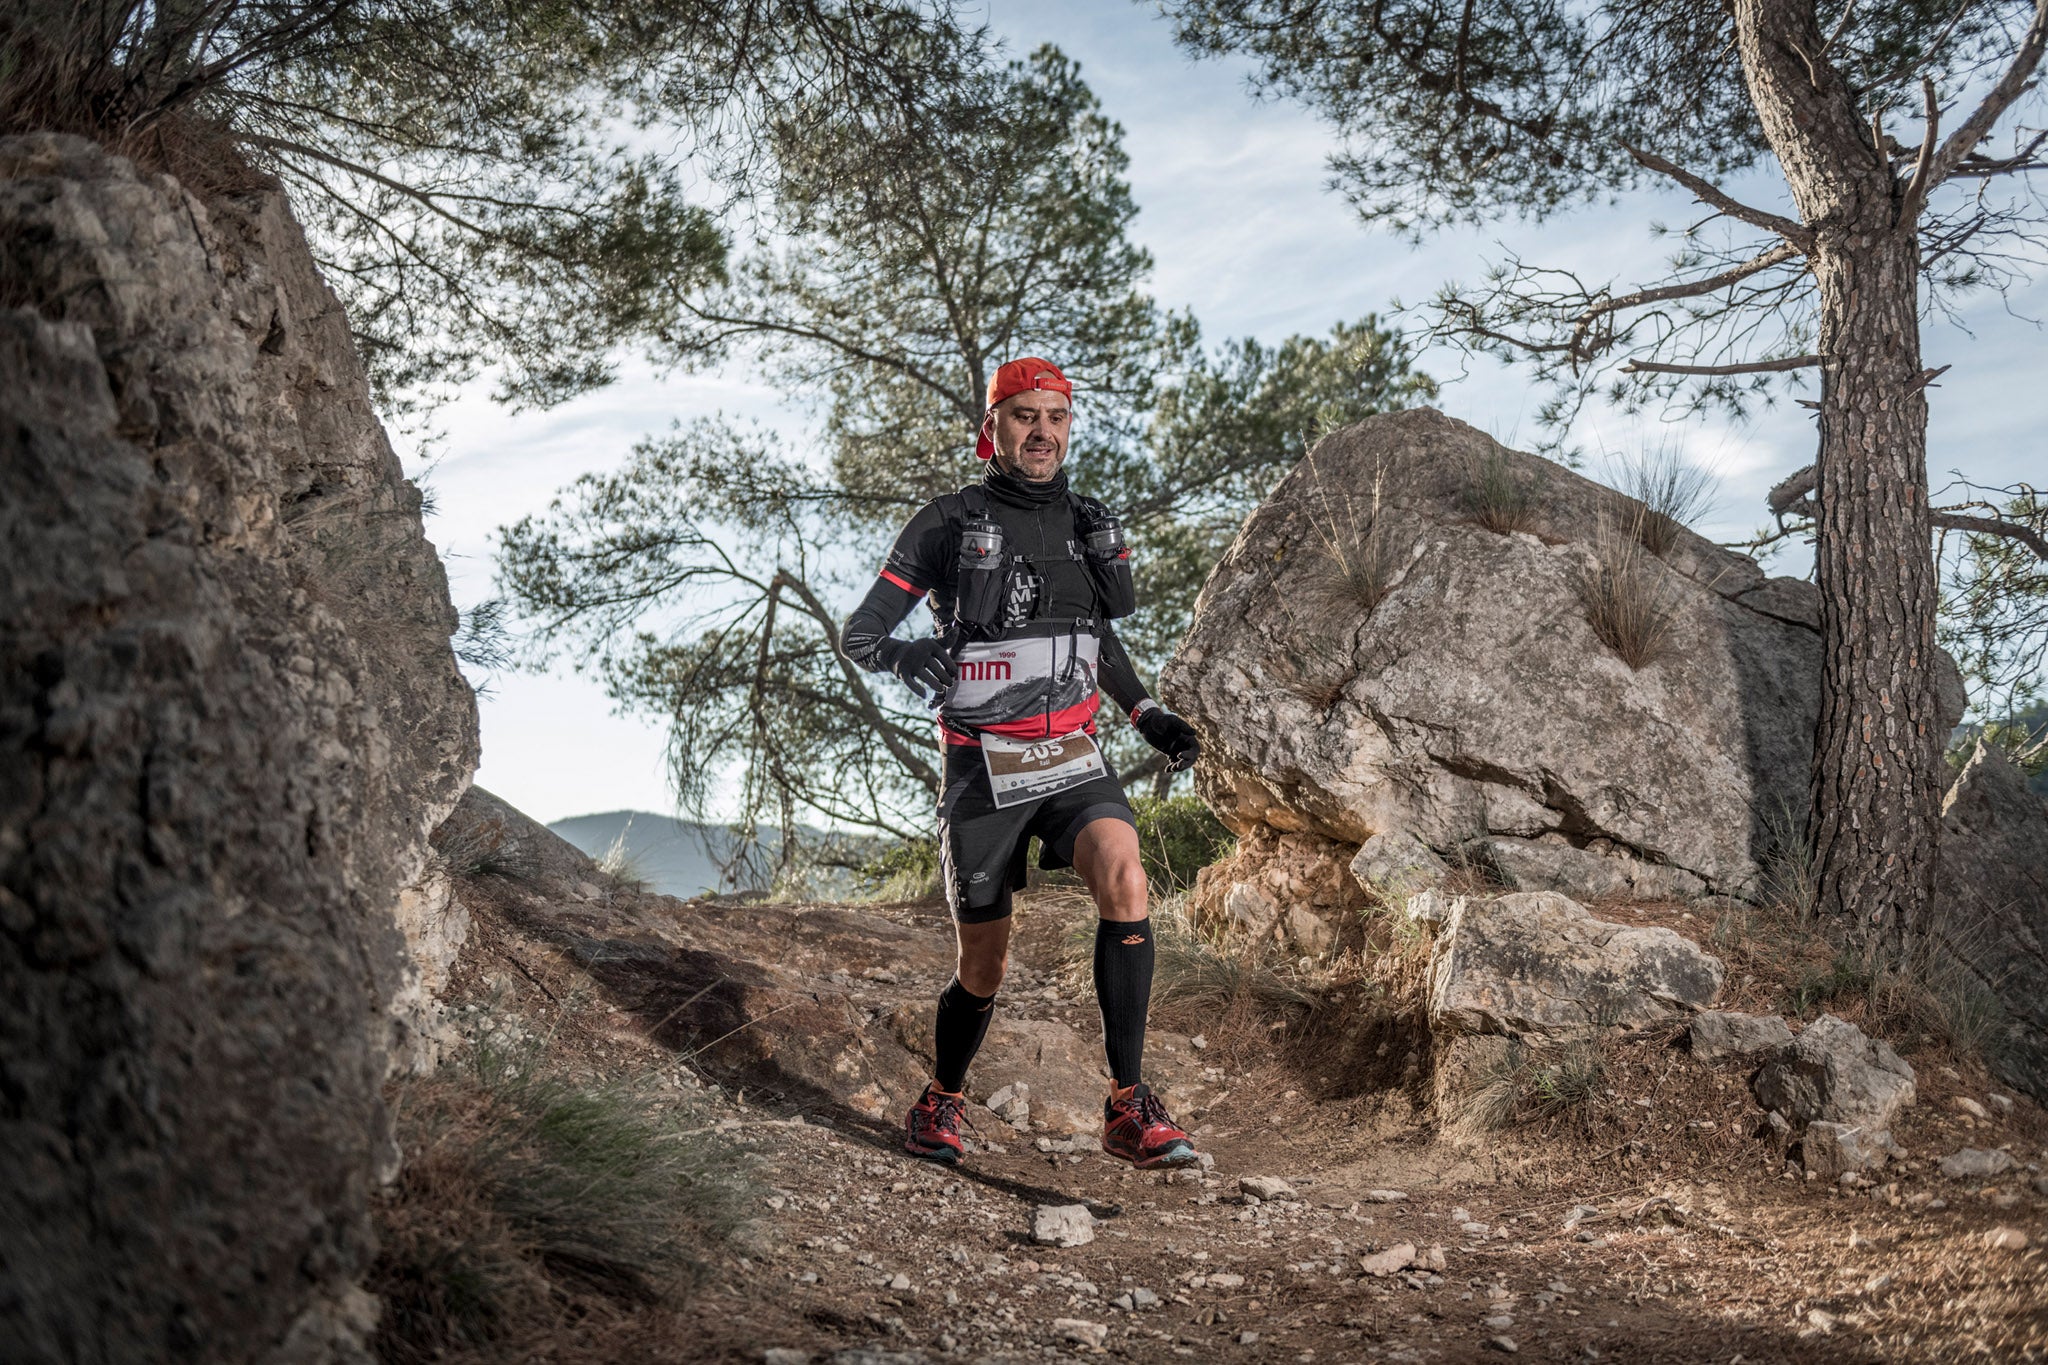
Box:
[954,513,1007,635]
[1077,505,1137,618]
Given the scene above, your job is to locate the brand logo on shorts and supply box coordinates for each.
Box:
[1121,933,1146,946]
[958,660,1012,681]
[969,871,989,883]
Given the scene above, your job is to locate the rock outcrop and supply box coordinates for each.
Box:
[1936,741,2048,1101]
[1427,892,1725,1039]
[1164,408,1965,905]
[1,135,477,1363]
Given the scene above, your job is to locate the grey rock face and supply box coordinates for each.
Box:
[1937,741,2048,1102]
[1469,836,1707,902]
[1690,1010,1795,1064]
[1801,1122,1896,1179]
[0,135,477,1362]
[1164,408,1966,902]
[1753,1014,1917,1129]
[1427,892,1726,1039]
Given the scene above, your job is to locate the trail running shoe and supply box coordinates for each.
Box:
[904,1084,966,1164]
[1103,1082,1199,1169]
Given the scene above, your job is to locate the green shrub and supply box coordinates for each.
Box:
[855,838,942,901]
[1130,794,1233,893]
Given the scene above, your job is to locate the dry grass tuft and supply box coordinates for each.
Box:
[1605,442,1717,556]
[1459,446,1538,535]
[1455,1034,1608,1138]
[1582,512,1682,668]
[370,1035,753,1363]
[1305,452,1408,613]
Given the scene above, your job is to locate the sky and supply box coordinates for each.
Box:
[405,0,2047,826]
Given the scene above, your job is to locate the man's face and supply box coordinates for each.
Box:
[990,389,1071,482]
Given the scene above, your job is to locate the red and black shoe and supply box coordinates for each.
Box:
[904,1084,966,1164]
[1103,1082,1199,1169]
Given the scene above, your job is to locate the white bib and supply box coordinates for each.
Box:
[979,730,1105,809]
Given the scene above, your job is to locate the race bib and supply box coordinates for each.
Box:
[981,730,1105,809]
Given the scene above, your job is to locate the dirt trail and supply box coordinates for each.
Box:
[425,803,2048,1364]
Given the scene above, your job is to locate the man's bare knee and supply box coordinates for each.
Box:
[955,917,1012,996]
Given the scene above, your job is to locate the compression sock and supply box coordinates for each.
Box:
[1093,917,1155,1088]
[933,978,997,1094]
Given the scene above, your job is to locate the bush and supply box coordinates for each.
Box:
[855,838,942,901]
[371,1039,753,1363]
[1130,795,1233,893]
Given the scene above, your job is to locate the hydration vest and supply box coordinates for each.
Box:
[932,485,1136,743]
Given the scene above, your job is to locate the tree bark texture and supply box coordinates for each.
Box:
[1734,0,1944,942]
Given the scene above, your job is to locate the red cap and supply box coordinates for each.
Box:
[975,357,1071,460]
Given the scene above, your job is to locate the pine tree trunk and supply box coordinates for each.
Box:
[1807,232,1943,942]
[1734,0,1944,944]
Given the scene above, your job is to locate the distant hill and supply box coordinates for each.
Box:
[546,810,876,899]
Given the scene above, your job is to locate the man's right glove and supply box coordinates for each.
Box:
[882,637,957,700]
[1135,704,1202,772]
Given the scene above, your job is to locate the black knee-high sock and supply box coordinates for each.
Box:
[932,978,996,1094]
[1094,917,1155,1088]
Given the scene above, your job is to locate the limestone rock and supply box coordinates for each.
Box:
[1690,1010,1794,1064]
[1939,1148,2016,1180]
[1753,1014,1917,1129]
[1937,741,2048,1102]
[1054,1319,1108,1349]
[0,134,477,1362]
[1033,1204,1097,1248]
[1351,830,1449,897]
[1240,1175,1297,1201]
[1428,892,1726,1039]
[1359,1243,1418,1277]
[1164,408,1966,904]
[1801,1122,1895,1179]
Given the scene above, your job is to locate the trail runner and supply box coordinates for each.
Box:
[842,357,1205,1168]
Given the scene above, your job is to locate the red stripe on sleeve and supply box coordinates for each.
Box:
[879,569,922,594]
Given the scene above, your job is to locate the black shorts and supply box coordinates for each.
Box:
[937,743,1135,923]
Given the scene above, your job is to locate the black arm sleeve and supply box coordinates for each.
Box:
[841,499,953,672]
[1097,623,1153,719]
[842,576,923,672]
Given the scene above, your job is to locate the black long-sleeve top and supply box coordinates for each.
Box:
[842,473,1154,742]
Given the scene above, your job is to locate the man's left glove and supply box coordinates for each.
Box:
[1135,705,1201,772]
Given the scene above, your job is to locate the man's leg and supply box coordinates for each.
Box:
[1071,818,1152,1088]
[1072,815,1197,1167]
[932,903,1011,1093]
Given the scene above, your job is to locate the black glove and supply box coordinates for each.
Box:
[1136,706,1201,771]
[883,637,956,699]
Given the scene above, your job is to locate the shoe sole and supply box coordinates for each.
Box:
[1109,1139,1199,1170]
[903,1139,963,1165]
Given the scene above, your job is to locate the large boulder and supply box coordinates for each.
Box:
[0,136,477,1362]
[1753,1014,1917,1130]
[1937,741,2048,1101]
[1163,408,1965,904]
[1427,892,1725,1039]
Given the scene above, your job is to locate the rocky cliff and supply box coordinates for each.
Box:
[0,134,477,1363]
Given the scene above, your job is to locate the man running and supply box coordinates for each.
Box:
[842,357,1205,1169]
